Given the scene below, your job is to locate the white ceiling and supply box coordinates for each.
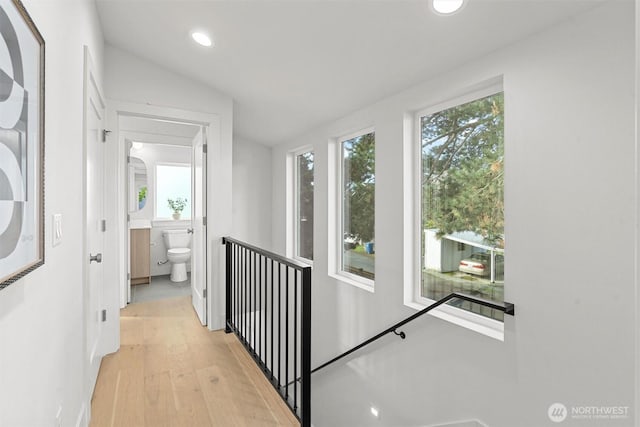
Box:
[97,0,603,146]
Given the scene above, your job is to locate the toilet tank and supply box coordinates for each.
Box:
[162,229,191,249]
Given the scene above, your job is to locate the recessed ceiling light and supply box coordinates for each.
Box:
[432,0,465,15]
[191,31,213,47]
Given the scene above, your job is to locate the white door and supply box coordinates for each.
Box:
[191,127,207,325]
[84,48,107,397]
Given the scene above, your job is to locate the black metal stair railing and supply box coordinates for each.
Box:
[223,237,516,427]
[222,237,311,427]
[310,292,514,375]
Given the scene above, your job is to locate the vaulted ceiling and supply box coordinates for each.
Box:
[96,0,603,146]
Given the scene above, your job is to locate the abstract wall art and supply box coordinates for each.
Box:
[0,0,44,289]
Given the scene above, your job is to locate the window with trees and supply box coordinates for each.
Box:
[340,131,375,283]
[420,91,504,321]
[295,150,314,260]
[156,163,191,219]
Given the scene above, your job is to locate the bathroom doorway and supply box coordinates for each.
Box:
[120,114,208,325]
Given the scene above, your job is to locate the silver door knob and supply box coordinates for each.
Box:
[90,253,102,263]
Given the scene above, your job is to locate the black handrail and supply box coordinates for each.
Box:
[223,236,310,270]
[311,292,514,375]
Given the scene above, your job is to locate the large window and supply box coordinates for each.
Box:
[340,131,375,283]
[156,163,192,219]
[295,150,314,260]
[420,91,504,320]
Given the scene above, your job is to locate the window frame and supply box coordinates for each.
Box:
[328,127,376,291]
[154,161,193,221]
[406,82,505,339]
[287,146,315,265]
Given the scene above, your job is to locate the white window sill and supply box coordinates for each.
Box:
[152,219,192,227]
[405,299,504,341]
[293,256,314,267]
[329,272,374,293]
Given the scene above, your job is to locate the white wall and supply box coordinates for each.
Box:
[272,3,636,426]
[0,1,104,426]
[232,137,272,248]
[105,45,233,329]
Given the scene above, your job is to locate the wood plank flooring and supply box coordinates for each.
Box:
[90,296,299,427]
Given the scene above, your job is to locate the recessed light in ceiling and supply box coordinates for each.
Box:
[432,0,465,15]
[191,31,213,47]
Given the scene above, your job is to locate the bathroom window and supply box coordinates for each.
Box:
[156,163,192,219]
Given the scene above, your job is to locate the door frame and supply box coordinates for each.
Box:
[105,100,223,329]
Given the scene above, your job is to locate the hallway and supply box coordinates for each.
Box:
[90,296,298,426]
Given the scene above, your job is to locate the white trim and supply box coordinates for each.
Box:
[107,100,222,331]
[286,145,315,262]
[151,219,192,228]
[635,0,639,418]
[328,127,376,290]
[329,271,375,293]
[405,79,505,339]
[413,79,503,119]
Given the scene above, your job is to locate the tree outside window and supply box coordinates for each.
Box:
[296,151,314,260]
[341,131,375,281]
[421,92,504,320]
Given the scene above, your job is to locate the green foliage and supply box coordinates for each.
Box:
[138,186,147,203]
[297,152,314,259]
[167,197,188,213]
[343,132,375,242]
[422,93,504,247]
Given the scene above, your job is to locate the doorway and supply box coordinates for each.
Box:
[120,114,208,325]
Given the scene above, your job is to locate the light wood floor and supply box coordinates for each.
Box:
[90,296,299,427]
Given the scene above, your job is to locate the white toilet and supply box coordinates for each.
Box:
[162,229,192,282]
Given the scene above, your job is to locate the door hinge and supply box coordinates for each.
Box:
[127,155,131,163]
[101,219,106,232]
[127,273,130,280]
[203,216,207,227]
[203,289,207,299]
[202,144,207,154]
[127,214,130,222]
[101,309,107,322]
[102,129,112,142]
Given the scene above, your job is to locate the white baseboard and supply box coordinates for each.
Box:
[75,402,88,427]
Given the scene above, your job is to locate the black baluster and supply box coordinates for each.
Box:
[278,262,282,391]
[301,266,311,427]
[271,258,274,381]
[285,266,289,401]
[293,269,298,411]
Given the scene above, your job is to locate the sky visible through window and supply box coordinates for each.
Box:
[156,164,192,219]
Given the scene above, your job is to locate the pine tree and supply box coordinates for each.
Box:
[422,93,504,247]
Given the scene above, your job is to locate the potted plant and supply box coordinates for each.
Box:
[138,186,147,210]
[167,197,187,220]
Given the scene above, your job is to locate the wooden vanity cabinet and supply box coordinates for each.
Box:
[130,228,151,285]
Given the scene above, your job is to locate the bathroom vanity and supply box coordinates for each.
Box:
[130,220,151,285]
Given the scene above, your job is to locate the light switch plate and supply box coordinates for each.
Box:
[52,214,62,247]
